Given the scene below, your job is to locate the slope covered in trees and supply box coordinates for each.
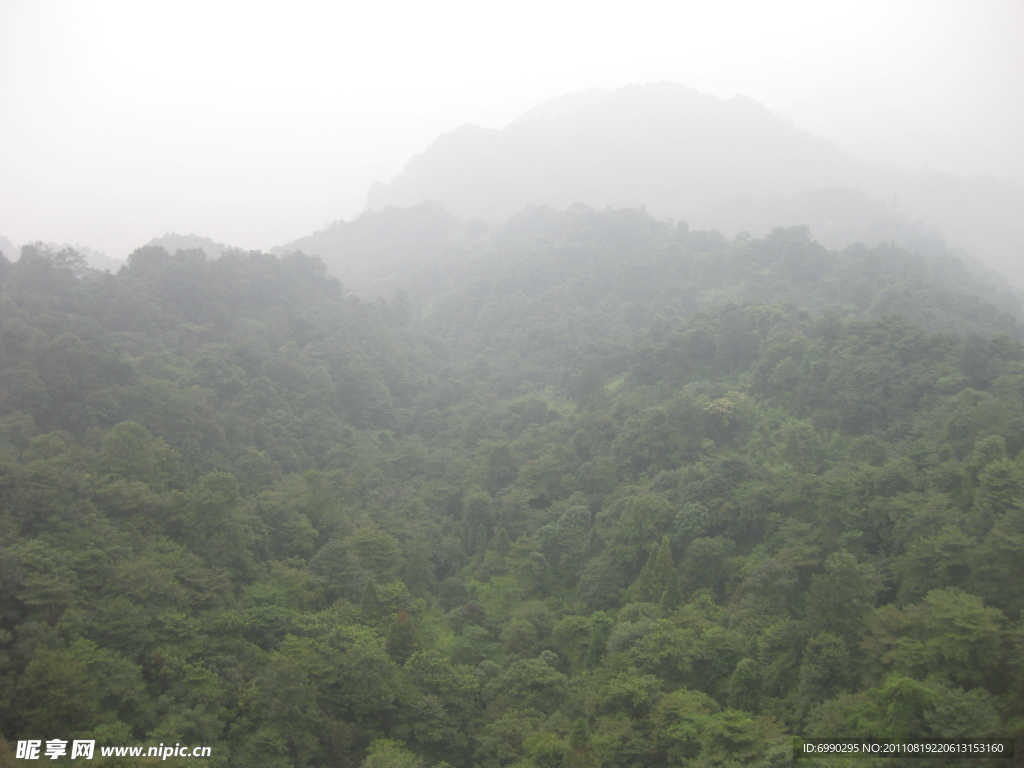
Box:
[1,211,1022,767]
[363,83,1024,284]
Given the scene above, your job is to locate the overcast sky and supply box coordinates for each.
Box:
[1,0,1021,260]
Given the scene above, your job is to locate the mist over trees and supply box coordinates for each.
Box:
[365,83,1024,286]
[1,206,1022,765]
[146,234,233,262]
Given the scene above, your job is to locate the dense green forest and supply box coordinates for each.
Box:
[1,206,1022,766]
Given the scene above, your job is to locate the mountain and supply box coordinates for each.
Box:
[145,232,234,260]
[3,214,1024,763]
[365,83,1024,285]
[272,202,482,296]
[367,84,858,222]
[0,235,17,262]
[0,236,123,272]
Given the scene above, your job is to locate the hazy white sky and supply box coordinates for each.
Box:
[1,0,1021,259]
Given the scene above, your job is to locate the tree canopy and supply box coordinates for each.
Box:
[1,211,1021,766]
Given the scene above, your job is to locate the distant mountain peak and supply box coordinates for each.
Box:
[363,82,1024,285]
[365,83,858,223]
[509,87,614,125]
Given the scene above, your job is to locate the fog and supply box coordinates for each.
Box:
[362,83,1024,283]
[1,0,1021,266]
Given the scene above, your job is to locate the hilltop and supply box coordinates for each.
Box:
[363,83,1024,284]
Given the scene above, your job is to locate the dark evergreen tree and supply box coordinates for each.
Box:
[361,579,380,620]
[386,610,422,662]
[565,718,594,768]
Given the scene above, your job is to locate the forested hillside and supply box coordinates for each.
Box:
[363,84,1024,285]
[1,210,1022,767]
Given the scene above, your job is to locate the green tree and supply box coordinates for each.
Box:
[804,550,880,644]
[360,739,424,768]
[864,588,1006,690]
[582,625,607,670]
[237,653,322,768]
[100,421,182,490]
[15,646,102,734]
[361,579,380,619]
[628,535,674,604]
[565,718,594,768]
[386,610,422,662]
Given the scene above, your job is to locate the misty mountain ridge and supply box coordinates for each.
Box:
[268,201,1024,337]
[146,232,235,260]
[0,235,17,263]
[364,82,1024,284]
[0,235,122,272]
[270,202,484,296]
[6,168,1024,764]
[367,83,857,219]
